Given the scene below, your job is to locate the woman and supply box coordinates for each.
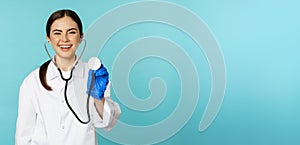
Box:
[15,9,120,145]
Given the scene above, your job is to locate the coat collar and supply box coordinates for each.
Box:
[47,59,85,81]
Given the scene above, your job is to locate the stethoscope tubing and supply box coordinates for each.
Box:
[43,39,87,68]
[44,39,92,124]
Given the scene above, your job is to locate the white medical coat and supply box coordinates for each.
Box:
[15,60,117,145]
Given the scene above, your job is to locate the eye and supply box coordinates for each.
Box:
[69,31,77,34]
[53,32,61,35]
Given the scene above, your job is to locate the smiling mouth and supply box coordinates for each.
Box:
[59,45,72,51]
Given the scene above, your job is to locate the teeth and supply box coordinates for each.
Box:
[60,46,71,48]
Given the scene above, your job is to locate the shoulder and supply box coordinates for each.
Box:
[20,67,40,90]
[74,60,89,77]
[78,60,88,69]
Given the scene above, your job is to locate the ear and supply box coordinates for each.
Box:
[80,33,84,43]
[46,35,51,43]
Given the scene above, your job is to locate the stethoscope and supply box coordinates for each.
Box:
[44,39,99,124]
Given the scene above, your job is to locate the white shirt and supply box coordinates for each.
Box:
[15,60,117,145]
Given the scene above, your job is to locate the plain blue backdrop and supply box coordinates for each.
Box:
[1,0,299,145]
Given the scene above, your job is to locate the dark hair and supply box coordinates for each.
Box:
[39,60,52,90]
[40,9,83,90]
[46,9,83,37]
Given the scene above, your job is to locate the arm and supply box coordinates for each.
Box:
[15,78,36,145]
[87,66,121,130]
[91,82,121,131]
[93,80,111,119]
[93,97,105,119]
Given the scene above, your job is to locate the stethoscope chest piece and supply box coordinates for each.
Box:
[88,57,102,70]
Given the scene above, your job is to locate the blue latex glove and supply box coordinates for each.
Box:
[86,65,109,100]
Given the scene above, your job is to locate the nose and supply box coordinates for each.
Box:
[61,33,69,42]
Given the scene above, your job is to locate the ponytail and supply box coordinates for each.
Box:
[39,60,52,91]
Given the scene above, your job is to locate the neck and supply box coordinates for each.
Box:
[54,56,76,71]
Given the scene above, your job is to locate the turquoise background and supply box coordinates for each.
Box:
[1,0,299,145]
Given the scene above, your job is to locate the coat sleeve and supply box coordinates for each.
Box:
[91,82,121,131]
[15,76,37,145]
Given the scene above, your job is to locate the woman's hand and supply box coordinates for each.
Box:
[86,65,109,100]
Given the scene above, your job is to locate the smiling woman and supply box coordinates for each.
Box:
[15,9,121,145]
[46,10,84,71]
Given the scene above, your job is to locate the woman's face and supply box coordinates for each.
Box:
[46,16,83,61]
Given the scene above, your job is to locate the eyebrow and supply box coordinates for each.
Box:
[52,28,78,32]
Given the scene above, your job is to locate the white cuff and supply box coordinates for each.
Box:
[92,97,121,131]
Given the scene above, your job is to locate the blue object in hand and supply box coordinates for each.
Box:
[86,65,109,100]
